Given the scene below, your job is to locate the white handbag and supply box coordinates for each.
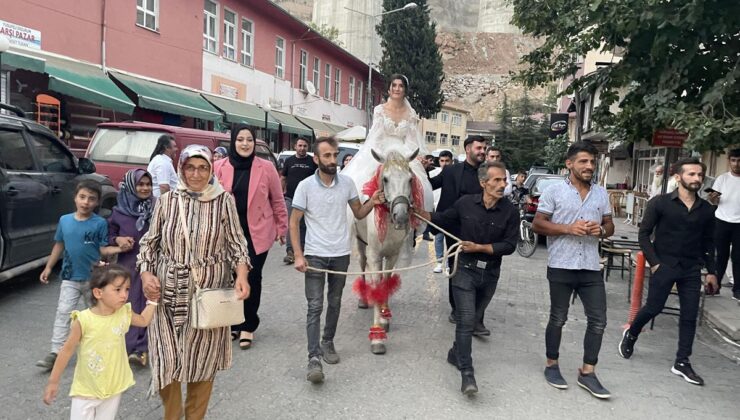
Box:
[178,195,245,330]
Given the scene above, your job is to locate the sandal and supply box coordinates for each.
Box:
[239,332,253,350]
[231,331,238,341]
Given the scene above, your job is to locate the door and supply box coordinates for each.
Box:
[25,130,79,225]
[0,127,51,268]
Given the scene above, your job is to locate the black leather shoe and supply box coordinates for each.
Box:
[461,371,478,395]
[472,324,491,337]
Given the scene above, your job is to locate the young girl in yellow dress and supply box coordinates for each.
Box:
[43,264,157,419]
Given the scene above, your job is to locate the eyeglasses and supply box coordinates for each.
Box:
[183,165,210,174]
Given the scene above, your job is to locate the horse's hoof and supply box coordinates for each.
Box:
[381,322,390,332]
[371,343,386,354]
[358,299,369,309]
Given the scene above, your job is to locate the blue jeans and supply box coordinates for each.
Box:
[628,264,701,362]
[545,268,607,365]
[285,196,306,254]
[451,262,500,372]
[304,254,350,359]
[434,233,445,260]
[51,280,91,353]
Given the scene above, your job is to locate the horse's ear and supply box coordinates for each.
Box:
[408,148,419,162]
[371,149,384,164]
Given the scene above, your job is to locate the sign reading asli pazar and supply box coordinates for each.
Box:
[0,20,41,50]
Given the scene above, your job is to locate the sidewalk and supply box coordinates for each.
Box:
[611,217,740,344]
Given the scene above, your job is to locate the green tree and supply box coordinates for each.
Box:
[377,0,444,118]
[496,92,550,171]
[511,0,740,152]
[544,134,570,171]
[308,22,343,46]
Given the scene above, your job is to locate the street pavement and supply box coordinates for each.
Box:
[1,238,739,419]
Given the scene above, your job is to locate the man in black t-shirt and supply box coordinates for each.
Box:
[281,137,317,263]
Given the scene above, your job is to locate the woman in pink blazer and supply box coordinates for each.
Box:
[214,124,288,349]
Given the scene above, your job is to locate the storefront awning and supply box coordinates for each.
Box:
[45,58,136,115]
[202,94,279,130]
[295,116,338,137]
[269,111,313,137]
[3,50,46,73]
[324,121,346,134]
[7,50,136,114]
[110,72,222,121]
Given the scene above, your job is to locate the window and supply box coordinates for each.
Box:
[137,0,158,31]
[452,113,462,126]
[223,9,236,61]
[425,131,437,144]
[440,133,448,145]
[348,77,355,107]
[240,18,254,67]
[0,130,34,170]
[357,81,363,110]
[299,50,308,91]
[431,113,439,120]
[451,135,460,146]
[203,0,218,53]
[313,57,320,93]
[441,112,449,123]
[334,68,341,102]
[27,133,75,173]
[324,64,331,98]
[275,37,285,79]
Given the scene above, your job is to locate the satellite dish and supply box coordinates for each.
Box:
[305,81,317,95]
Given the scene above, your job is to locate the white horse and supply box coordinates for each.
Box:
[351,146,421,354]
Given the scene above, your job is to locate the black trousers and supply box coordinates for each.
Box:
[545,268,607,366]
[628,264,701,363]
[232,246,268,333]
[715,219,739,293]
[451,264,500,372]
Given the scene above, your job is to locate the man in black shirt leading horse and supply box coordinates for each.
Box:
[416,161,519,396]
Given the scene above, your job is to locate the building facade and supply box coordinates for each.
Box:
[1,0,379,152]
[420,103,470,156]
[312,0,381,64]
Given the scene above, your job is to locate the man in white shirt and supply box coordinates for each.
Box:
[708,148,740,300]
[290,136,382,384]
[147,135,179,197]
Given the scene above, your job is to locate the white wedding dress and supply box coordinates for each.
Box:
[342,101,434,212]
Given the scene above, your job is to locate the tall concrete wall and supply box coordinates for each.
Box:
[312,0,381,63]
[477,0,519,34]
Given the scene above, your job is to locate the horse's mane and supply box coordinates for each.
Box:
[381,145,412,172]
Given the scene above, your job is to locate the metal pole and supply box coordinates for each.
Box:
[264,111,270,151]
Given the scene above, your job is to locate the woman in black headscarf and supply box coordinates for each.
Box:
[213,125,288,349]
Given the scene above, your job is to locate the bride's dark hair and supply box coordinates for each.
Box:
[386,74,409,95]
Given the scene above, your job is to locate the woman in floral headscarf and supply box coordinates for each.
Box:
[138,145,251,419]
[108,168,155,366]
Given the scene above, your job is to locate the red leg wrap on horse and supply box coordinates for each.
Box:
[368,326,387,341]
[352,276,371,303]
[369,274,401,305]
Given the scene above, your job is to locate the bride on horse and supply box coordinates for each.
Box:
[342,74,435,353]
[342,73,434,226]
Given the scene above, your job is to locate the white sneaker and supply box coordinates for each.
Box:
[433,263,443,273]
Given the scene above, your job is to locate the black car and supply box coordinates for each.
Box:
[0,104,116,283]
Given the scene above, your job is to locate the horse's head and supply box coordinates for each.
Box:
[371,147,419,229]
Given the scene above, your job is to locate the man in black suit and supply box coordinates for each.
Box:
[430,136,487,325]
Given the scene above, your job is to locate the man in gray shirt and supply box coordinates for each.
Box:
[290,136,383,384]
[533,141,614,399]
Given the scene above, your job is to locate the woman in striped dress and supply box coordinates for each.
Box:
[138,144,251,419]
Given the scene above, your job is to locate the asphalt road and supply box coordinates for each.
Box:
[1,242,738,419]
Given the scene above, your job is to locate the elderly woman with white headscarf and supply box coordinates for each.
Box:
[138,144,250,419]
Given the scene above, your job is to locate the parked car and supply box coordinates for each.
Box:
[337,142,361,168]
[522,175,566,222]
[528,165,553,175]
[523,172,556,192]
[0,104,116,283]
[86,122,278,188]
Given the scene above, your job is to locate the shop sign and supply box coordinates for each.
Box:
[0,20,41,49]
[549,113,569,138]
[652,129,688,148]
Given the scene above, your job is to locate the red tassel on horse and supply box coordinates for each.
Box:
[369,274,401,305]
[362,166,389,243]
[352,276,371,303]
[368,326,387,341]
